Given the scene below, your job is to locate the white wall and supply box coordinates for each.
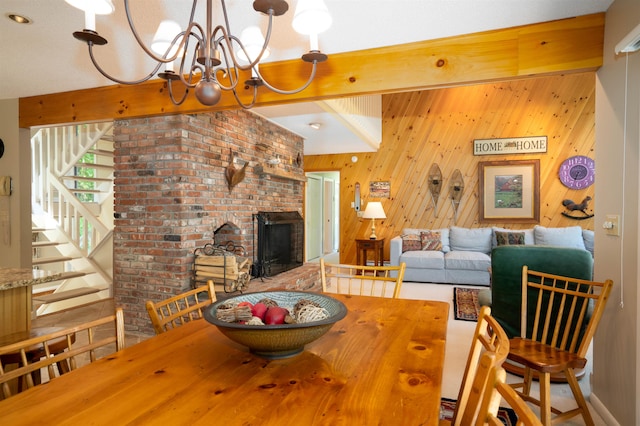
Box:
[594,1,640,424]
[0,99,31,268]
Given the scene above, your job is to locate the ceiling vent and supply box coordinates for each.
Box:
[615,22,640,54]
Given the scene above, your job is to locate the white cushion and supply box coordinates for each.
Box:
[449,226,492,253]
[400,250,445,269]
[491,227,534,247]
[402,228,450,252]
[444,251,491,271]
[533,225,586,250]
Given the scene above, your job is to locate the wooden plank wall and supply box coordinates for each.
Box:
[304,72,595,264]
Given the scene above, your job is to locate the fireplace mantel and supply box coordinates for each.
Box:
[255,164,307,182]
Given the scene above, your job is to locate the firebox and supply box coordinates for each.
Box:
[253,211,304,278]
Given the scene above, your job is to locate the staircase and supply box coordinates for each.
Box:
[31,122,115,316]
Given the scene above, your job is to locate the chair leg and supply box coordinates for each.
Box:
[565,368,595,426]
[522,367,533,396]
[539,372,552,426]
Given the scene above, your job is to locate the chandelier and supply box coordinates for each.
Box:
[65,0,332,108]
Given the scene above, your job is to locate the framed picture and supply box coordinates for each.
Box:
[370,181,390,198]
[478,160,540,223]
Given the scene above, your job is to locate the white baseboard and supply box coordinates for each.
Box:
[590,392,620,426]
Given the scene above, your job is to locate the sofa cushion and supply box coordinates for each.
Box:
[400,234,422,252]
[583,229,594,256]
[400,250,445,270]
[444,251,491,271]
[449,226,492,254]
[402,228,450,252]
[420,231,442,251]
[533,225,586,250]
[495,231,525,246]
[492,227,534,247]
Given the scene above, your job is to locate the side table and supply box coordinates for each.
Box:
[355,238,385,266]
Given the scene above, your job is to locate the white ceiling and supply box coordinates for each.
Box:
[0,0,613,154]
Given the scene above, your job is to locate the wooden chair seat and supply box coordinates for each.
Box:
[508,337,587,373]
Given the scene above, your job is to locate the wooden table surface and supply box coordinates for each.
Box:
[0,294,449,425]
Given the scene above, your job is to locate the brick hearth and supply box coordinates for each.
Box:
[237,262,322,296]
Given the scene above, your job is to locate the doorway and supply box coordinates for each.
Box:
[305,171,339,262]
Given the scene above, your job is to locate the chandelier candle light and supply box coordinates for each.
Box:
[362,202,386,240]
[65,0,332,108]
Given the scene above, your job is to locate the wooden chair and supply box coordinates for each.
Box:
[507,267,613,426]
[319,259,406,298]
[145,280,216,335]
[0,308,125,399]
[441,306,510,426]
[479,366,543,426]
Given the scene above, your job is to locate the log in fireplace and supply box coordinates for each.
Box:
[253,211,304,278]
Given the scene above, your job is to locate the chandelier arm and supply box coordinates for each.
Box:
[229,84,259,110]
[175,44,204,89]
[123,0,200,64]
[218,12,275,71]
[212,44,241,91]
[87,43,163,85]
[255,61,319,95]
[167,79,190,105]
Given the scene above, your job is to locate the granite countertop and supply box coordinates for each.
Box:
[0,268,62,291]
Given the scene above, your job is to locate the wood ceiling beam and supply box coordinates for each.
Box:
[19,13,604,128]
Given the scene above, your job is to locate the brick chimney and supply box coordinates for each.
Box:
[113,110,305,334]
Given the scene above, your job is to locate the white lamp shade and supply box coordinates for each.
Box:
[237,26,270,63]
[362,202,386,219]
[292,0,332,35]
[65,0,115,14]
[152,20,182,56]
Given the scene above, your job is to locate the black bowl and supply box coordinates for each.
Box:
[204,291,347,359]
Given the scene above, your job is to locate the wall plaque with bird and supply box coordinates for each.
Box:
[561,196,594,219]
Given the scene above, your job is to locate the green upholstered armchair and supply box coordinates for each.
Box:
[488,245,594,339]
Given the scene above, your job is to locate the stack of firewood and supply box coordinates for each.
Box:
[193,253,251,293]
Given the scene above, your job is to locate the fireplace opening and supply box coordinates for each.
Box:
[253,211,304,278]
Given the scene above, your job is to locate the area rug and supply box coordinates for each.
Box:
[440,397,518,425]
[453,287,481,321]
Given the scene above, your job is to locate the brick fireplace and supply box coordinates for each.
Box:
[113,110,306,334]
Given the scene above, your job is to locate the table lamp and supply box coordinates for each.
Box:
[362,202,386,239]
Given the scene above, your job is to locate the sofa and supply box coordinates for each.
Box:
[389,225,594,286]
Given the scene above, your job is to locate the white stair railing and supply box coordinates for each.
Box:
[44,173,111,257]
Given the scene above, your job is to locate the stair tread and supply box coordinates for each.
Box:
[87,149,114,157]
[33,287,104,304]
[32,241,62,247]
[68,188,101,193]
[62,176,112,182]
[32,256,74,265]
[32,271,92,292]
[75,163,113,170]
[32,228,52,233]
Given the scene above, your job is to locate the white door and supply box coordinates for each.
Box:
[323,178,334,254]
[305,175,323,261]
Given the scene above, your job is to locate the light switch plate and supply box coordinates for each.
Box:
[605,214,620,236]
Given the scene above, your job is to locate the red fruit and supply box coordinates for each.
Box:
[251,302,268,320]
[264,307,290,325]
[238,301,253,308]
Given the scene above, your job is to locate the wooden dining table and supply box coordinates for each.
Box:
[0,294,449,425]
